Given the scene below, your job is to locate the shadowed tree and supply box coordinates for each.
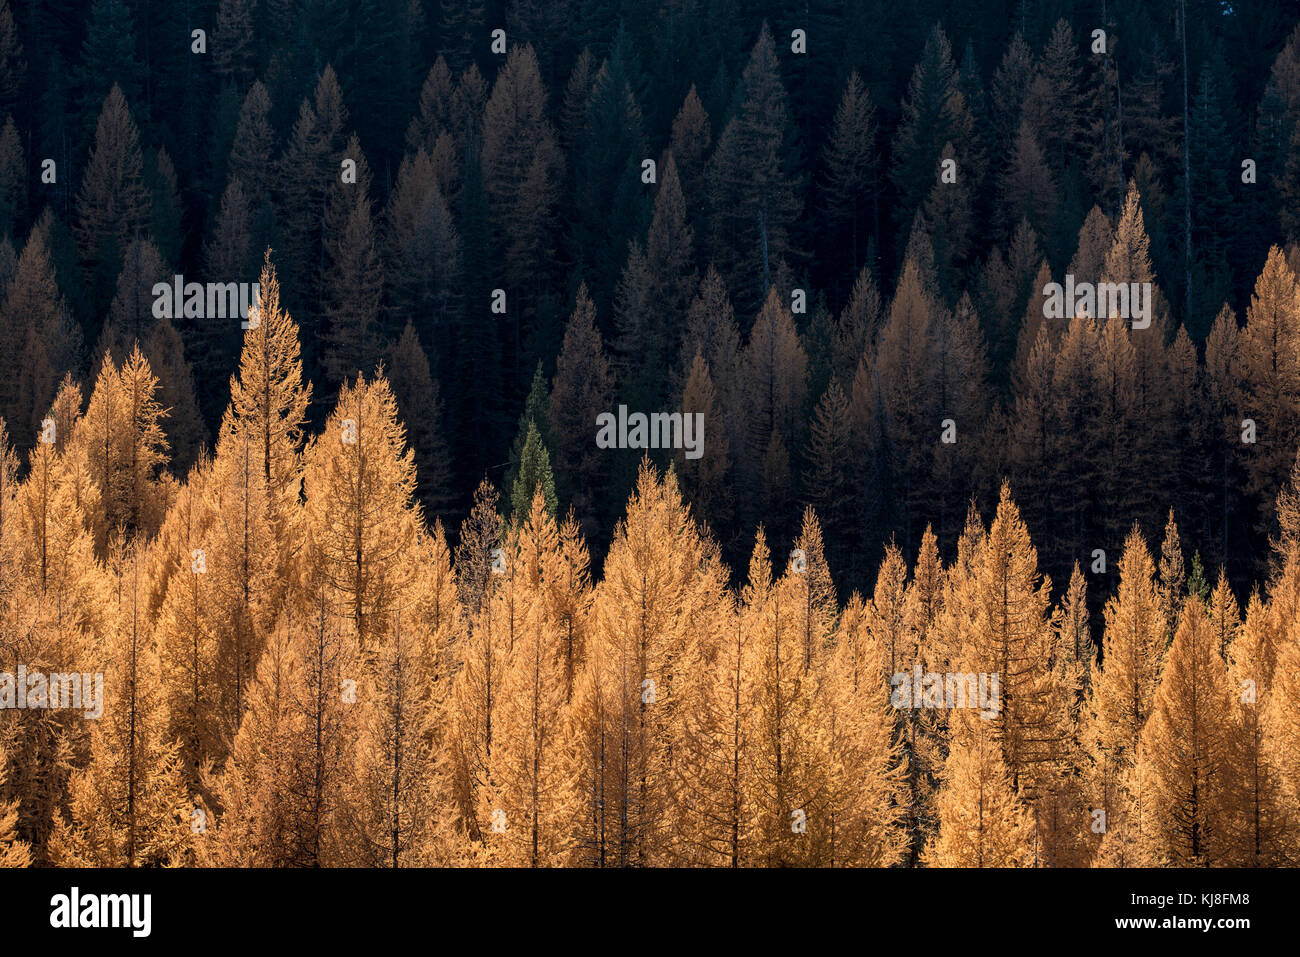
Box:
[75,84,150,313]
[707,23,802,314]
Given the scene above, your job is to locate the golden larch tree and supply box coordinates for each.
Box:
[340,603,450,867]
[1136,597,1236,866]
[742,529,822,866]
[923,712,1035,867]
[483,490,576,867]
[50,545,191,867]
[1084,526,1167,827]
[227,251,312,514]
[1239,246,1300,533]
[668,585,751,866]
[154,457,222,786]
[299,372,419,653]
[0,725,30,867]
[1225,592,1287,865]
[584,461,710,865]
[199,620,300,866]
[960,483,1065,798]
[811,595,907,866]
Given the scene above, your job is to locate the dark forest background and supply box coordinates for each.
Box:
[3,0,1300,610]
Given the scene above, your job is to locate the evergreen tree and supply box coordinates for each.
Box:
[547,285,613,541]
[0,0,22,118]
[707,24,802,313]
[614,151,695,409]
[74,84,150,311]
[276,67,349,323]
[0,222,80,449]
[668,84,711,217]
[0,114,23,238]
[890,24,974,235]
[821,71,878,277]
[481,43,563,378]
[320,136,384,399]
[675,353,732,542]
[385,322,453,518]
[510,421,558,522]
[384,150,463,353]
[74,0,144,144]
[874,258,939,543]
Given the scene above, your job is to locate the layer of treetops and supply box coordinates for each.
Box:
[0,253,1298,867]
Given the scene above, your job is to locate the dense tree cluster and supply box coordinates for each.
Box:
[1,277,1297,867]
[1,2,1300,595]
[3,0,1300,867]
